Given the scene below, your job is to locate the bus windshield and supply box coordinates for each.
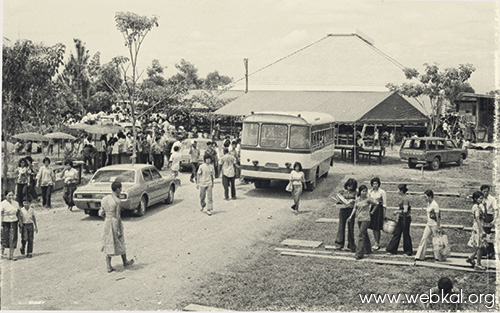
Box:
[260,124,288,148]
[242,123,259,146]
[290,125,310,149]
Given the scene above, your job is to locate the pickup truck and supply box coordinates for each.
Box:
[399,137,468,170]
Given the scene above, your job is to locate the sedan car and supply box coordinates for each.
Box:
[179,138,213,170]
[73,164,180,217]
[399,137,468,170]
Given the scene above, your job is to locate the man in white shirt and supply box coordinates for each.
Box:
[169,145,182,177]
[197,156,215,216]
[219,148,237,200]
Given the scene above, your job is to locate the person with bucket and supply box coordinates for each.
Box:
[386,184,413,256]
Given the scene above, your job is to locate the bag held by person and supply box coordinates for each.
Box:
[285,182,293,192]
[432,231,450,261]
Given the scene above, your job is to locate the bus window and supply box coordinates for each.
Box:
[242,123,259,146]
[261,124,288,148]
[290,126,310,149]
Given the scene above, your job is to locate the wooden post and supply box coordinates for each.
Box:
[353,123,357,165]
[244,58,249,93]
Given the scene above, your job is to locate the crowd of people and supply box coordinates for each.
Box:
[332,178,497,270]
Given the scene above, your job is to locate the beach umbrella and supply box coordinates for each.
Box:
[68,123,91,130]
[12,132,48,142]
[44,132,77,140]
[84,124,123,135]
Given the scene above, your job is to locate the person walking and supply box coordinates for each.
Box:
[15,158,30,205]
[219,148,237,200]
[480,184,497,258]
[24,156,39,203]
[204,142,219,178]
[99,181,134,273]
[1,190,20,261]
[334,178,358,252]
[386,184,413,256]
[289,162,305,214]
[415,190,441,261]
[169,145,182,177]
[368,177,386,250]
[62,160,79,211]
[229,141,241,178]
[19,199,38,258]
[189,141,200,183]
[389,131,396,150]
[466,191,487,270]
[36,157,55,208]
[347,185,378,260]
[197,156,215,216]
[152,137,164,170]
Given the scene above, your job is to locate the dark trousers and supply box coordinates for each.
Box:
[112,154,121,165]
[222,175,236,199]
[386,215,413,255]
[153,153,163,170]
[355,221,372,259]
[41,185,53,207]
[63,183,77,207]
[16,183,27,204]
[21,223,34,254]
[335,208,356,251]
[83,155,93,173]
[191,162,200,180]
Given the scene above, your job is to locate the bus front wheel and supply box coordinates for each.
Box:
[254,180,270,189]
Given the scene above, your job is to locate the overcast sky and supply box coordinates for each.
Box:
[3,0,499,93]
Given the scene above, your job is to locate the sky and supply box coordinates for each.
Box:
[2,0,499,93]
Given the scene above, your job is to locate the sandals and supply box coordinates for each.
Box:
[107,267,115,273]
[474,264,486,271]
[124,259,134,267]
[466,257,476,267]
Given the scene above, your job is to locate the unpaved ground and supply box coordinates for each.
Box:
[1,168,334,311]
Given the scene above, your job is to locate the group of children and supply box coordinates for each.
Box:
[334,178,497,270]
[1,190,38,261]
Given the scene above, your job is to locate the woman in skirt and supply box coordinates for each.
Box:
[289,162,306,214]
[62,160,79,211]
[368,177,387,250]
[385,184,413,256]
[1,190,20,260]
[466,191,487,270]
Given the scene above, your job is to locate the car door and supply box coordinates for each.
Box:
[446,139,460,162]
[435,139,447,162]
[150,167,169,202]
[141,169,157,204]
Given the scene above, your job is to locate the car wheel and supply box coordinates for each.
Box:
[306,168,319,191]
[408,161,417,168]
[457,154,464,166]
[136,196,148,217]
[431,157,440,171]
[321,170,328,178]
[165,185,175,204]
[88,210,99,217]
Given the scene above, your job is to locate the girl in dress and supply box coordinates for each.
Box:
[1,190,20,260]
[368,177,387,250]
[466,191,487,270]
[99,181,134,273]
[289,162,305,214]
[15,158,29,205]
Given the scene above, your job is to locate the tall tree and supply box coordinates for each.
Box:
[203,70,232,90]
[115,11,159,164]
[386,63,475,135]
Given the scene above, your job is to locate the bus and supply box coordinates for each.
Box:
[240,111,336,191]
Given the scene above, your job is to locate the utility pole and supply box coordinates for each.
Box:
[244,58,249,93]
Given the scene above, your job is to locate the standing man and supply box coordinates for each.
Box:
[219,148,237,200]
[189,141,200,183]
[204,142,219,178]
[151,137,164,170]
[197,156,215,216]
[481,184,497,258]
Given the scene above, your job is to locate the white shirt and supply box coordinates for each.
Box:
[368,188,387,207]
[290,170,305,186]
[171,141,182,154]
[169,151,182,171]
[484,195,498,217]
[426,200,440,226]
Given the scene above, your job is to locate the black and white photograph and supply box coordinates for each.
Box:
[1,0,499,311]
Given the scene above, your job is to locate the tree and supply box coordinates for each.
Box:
[115,11,159,164]
[168,59,203,89]
[386,63,475,135]
[203,71,232,90]
[2,39,65,186]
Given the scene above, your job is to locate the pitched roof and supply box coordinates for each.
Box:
[215,90,429,124]
[230,33,407,92]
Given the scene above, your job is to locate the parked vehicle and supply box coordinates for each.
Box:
[399,137,468,170]
[73,164,180,217]
[240,111,336,191]
[179,138,213,170]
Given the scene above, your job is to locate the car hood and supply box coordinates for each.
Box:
[76,182,136,193]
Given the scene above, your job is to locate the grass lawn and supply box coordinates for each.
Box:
[177,148,497,311]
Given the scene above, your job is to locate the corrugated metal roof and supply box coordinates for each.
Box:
[230,34,407,92]
[215,90,425,123]
[244,111,335,125]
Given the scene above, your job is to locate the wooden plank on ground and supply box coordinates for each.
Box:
[443,257,496,270]
[275,247,332,255]
[387,206,469,213]
[280,251,415,266]
[412,223,464,229]
[364,181,484,189]
[315,218,339,223]
[415,260,495,273]
[387,190,462,197]
[183,304,230,311]
[425,250,472,258]
[281,239,323,248]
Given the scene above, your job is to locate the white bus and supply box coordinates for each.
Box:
[240,111,336,191]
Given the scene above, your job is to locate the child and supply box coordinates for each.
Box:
[466,191,486,270]
[426,277,460,311]
[289,162,305,214]
[386,184,413,256]
[169,145,182,177]
[415,190,441,261]
[19,199,38,258]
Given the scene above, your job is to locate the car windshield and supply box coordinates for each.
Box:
[260,124,288,148]
[91,170,135,183]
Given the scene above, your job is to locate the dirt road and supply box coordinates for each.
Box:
[1,170,337,310]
